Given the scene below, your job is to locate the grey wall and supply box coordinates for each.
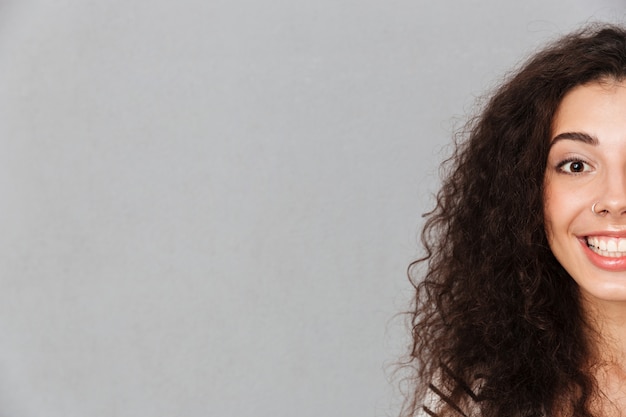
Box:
[0,1,624,416]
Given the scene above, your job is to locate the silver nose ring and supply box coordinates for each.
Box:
[592,202,600,215]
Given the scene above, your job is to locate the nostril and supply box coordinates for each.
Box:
[591,201,626,216]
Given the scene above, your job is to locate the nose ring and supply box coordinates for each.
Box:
[592,202,601,215]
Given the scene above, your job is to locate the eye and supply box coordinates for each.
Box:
[557,159,592,174]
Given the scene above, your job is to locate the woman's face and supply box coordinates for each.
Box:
[544,80,626,307]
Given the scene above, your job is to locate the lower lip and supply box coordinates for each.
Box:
[581,238,626,271]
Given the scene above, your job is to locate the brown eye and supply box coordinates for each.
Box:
[558,159,591,174]
[569,161,584,172]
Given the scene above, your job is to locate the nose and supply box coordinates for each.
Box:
[594,174,626,217]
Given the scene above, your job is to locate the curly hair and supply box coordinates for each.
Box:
[404,24,626,417]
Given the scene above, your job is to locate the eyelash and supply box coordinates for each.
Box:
[556,157,593,174]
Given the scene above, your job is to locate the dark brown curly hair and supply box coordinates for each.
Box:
[404,24,626,417]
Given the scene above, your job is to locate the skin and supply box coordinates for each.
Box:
[544,79,626,414]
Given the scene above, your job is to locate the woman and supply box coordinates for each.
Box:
[405,24,626,417]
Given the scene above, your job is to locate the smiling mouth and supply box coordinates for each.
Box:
[586,236,626,257]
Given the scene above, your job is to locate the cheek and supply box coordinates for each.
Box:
[542,182,566,249]
[543,176,570,224]
[543,218,561,261]
[542,185,555,236]
[543,217,554,243]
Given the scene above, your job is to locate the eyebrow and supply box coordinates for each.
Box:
[550,131,599,146]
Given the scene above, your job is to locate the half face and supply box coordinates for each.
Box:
[545,80,626,307]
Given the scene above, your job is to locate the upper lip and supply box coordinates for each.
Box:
[581,230,626,238]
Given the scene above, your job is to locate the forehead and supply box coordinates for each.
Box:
[552,80,626,138]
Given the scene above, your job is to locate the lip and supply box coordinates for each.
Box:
[579,236,626,271]
[585,230,626,238]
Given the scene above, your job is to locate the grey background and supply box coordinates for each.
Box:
[0,1,624,416]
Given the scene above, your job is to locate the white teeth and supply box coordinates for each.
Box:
[608,240,618,252]
[587,236,626,257]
